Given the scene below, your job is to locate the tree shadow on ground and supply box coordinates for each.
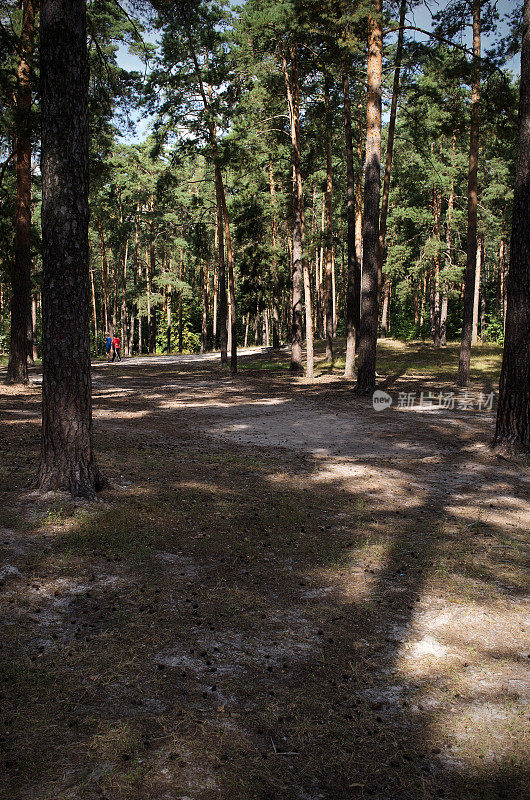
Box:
[0,358,528,800]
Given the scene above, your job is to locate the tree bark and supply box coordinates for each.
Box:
[270,162,281,350]
[380,280,391,337]
[214,164,228,363]
[166,281,172,353]
[480,237,486,338]
[7,0,35,384]
[378,0,406,320]
[324,76,334,363]
[283,44,310,375]
[178,249,183,353]
[148,240,157,353]
[494,0,530,453]
[31,294,39,361]
[201,256,209,353]
[121,237,128,354]
[472,236,481,345]
[432,178,442,347]
[356,0,383,394]
[342,68,360,378]
[98,218,109,335]
[458,0,481,385]
[441,164,454,346]
[220,182,237,373]
[37,0,104,498]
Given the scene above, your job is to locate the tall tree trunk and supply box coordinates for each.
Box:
[90,261,97,348]
[220,185,237,373]
[148,240,157,354]
[121,238,128,354]
[214,165,228,363]
[356,0,383,394]
[342,68,361,378]
[201,257,208,353]
[378,0,406,328]
[98,219,109,335]
[441,163,455,347]
[480,238,486,338]
[432,178,442,347]
[380,280,391,337]
[458,0,481,385]
[270,162,280,350]
[178,250,183,353]
[213,230,218,349]
[499,238,508,330]
[472,237,481,345]
[324,76,334,363]
[166,282,172,354]
[7,0,35,384]
[128,211,138,356]
[283,44,313,376]
[244,313,249,348]
[37,0,104,497]
[31,294,38,361]
[494,0,530,452]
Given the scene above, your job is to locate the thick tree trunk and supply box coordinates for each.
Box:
[324,76,334,363]
[458,0,481,385]
[356,0,383,394]
[343,67,359,378]
[37,0,104,498]
[494,0,530,453]
[7,0,35,384]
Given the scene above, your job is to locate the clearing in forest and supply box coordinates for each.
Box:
[0,340,528,800]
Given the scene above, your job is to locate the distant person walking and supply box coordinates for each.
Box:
[105,334,112,362]
[112,335,121,362]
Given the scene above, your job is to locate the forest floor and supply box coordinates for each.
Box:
[0,339,528,800]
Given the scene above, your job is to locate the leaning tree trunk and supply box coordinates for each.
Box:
[356,0,383,394]
[458,0,481,385]
[37,0,104,498]
[493,0,530,453]
[7,0,35,385]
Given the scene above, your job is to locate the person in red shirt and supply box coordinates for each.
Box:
[112,335,121,362]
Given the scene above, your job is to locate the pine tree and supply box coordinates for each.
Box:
[37,0,104,498]
[493,0,530,454]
